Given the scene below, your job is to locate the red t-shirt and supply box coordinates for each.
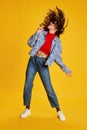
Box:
[39,32,56,55]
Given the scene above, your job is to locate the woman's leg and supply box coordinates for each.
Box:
[23,57,37,108]
[37,57,60,109]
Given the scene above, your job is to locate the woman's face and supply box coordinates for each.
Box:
[47,22,58,31]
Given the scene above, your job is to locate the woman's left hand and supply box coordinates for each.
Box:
[67,71,73,77]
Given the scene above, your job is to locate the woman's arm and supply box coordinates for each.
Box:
[28,26,44,47]
[27,32,39,47]
[54,41,72,76]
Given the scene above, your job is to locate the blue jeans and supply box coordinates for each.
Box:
[23,55,59,109]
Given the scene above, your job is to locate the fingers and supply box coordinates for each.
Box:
[67,71,73,77]
[36,25,44,33]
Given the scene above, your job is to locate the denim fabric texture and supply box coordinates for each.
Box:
[23,56,59,108]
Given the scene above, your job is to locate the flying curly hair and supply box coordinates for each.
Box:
[40,7,68,37]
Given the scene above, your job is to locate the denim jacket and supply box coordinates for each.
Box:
[28,31,70,74]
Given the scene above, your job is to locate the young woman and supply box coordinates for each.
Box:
[20,7,72,121]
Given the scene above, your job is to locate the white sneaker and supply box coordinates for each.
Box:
[20,108,31,118]
[57,111,66,121]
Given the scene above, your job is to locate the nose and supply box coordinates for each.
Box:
[50,22,54,25]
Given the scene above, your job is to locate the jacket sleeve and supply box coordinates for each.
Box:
[27,32,39,47]
[54,41,71,74]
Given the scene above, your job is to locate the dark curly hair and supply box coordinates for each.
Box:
[40,7,68,37]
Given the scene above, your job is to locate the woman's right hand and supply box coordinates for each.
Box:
[36,26,44,34]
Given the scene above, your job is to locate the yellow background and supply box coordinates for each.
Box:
[0,0,87,130]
